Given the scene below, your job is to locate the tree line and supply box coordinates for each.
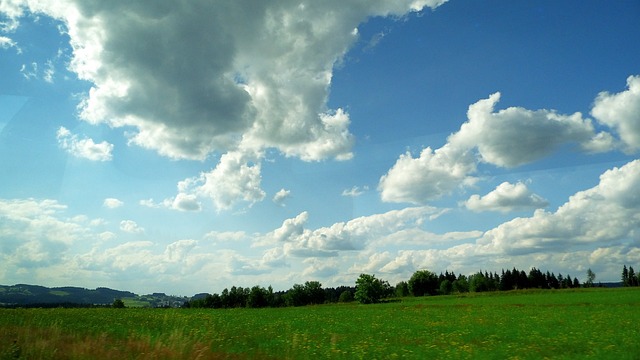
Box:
[622,265,640,287]
[184,264,613,308]
[185,282,356,309]
[394,267,582,300]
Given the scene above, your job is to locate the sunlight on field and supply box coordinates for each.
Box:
[1,288,639,359]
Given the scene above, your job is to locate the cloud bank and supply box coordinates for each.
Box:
[2,157,639,293]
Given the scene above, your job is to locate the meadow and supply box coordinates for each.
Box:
[1,287,638,359]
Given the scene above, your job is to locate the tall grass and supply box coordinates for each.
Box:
[1,287,638,359]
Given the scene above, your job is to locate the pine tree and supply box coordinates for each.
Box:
[622,265,629,286]
[629,267,637,287]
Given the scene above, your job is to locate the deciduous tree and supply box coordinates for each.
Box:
[355,274,389,304]
[585,268,596,288]
[408,270,439,296]
[395,281,409,297]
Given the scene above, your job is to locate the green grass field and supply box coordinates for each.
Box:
[1,287,638,359]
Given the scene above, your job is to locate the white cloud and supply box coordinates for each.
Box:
[375,228,483,247]
[592,75,640,152]
[379,91,613,204]
[302,258,340,278]
[139,199,156,208]
[348,252,392,274]
[342,185,368,197]
[43,59,55,83]
[164,239,197,263]
[20,62,37,80]
[192,149,266,211]
[4,0,448,211]
[272,189,291,206]
[379,144,478,203]
[78,239,201,275]
[263,206,438,256]
[98,231,116,242]
[464,181,548,213]
[453,92,608,167]
[271,211,309,244]
[228,247,289,276]
[56,126,113,161]
[204,231,248,243]
[119,220,144,234]
[0,198,96,272]
[0,35,19,52]
[479,159,640,255]
[0,0,23,32]
[170,193,202,212]
[140,179,203,212]
[103,198,123,209]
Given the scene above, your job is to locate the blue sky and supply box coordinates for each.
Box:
[1,0,639,295]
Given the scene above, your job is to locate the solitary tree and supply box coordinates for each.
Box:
[585,268,596,288]
[355,274,389,304]
[112,299,126,308]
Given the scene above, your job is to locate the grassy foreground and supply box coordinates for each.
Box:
[1,287,638,359]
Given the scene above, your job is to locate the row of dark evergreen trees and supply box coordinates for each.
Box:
[622,265,640,286]
[393,267,582,300]
[185,265,595,309]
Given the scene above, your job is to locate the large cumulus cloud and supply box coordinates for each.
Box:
[380,90,616,204]
[592,75,640,152]
[1,0,448,210]
[479,159,640,255]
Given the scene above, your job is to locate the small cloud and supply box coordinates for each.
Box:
[0,35,20,53]
[57,126,113,161]
[20,62,37,80]
[98,231,116,241]
[120,220,144,234]
[464,181,549,213]
[362,31,388,53]
[168,193,202,212]
[139,199,157,208]
[139,194,202,212]
[103,198,123,209]
[204,231,247,243]
[43,59,55,83]
[272,189,291,206]
[341,185,368,197]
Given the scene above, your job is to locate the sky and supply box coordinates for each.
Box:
[1,0,639,296]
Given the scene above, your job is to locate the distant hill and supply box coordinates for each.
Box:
[0,284,188,308]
